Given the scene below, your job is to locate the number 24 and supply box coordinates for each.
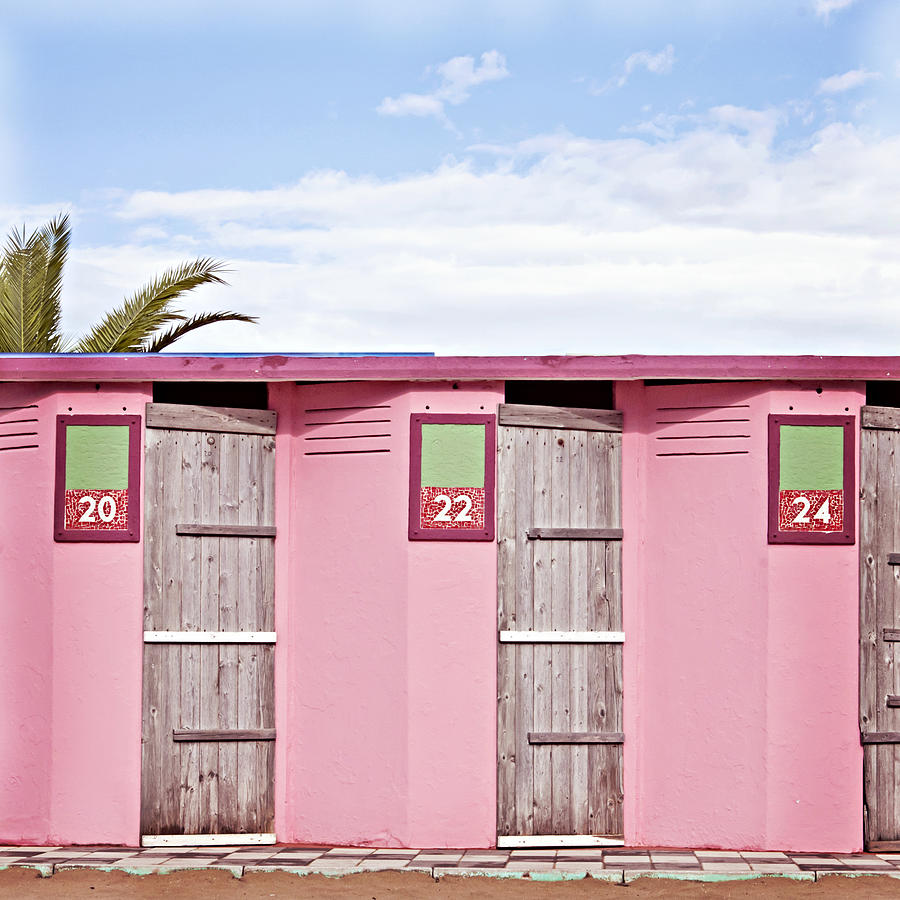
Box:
[790,494,831,525]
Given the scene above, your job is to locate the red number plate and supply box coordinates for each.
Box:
[778,489,843,532]
[420,486,485,530]
[64,489,129,530]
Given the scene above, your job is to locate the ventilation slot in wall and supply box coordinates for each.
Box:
[303,405,392,456]
[654,404,751,458]
[0,404,39,452]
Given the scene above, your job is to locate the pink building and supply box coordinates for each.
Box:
[1,353,897,853]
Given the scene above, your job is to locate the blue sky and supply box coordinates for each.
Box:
[3,0,900,354]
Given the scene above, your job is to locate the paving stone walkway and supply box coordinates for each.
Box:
[4,846,900,881]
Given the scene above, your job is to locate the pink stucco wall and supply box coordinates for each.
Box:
[618,380,864,852]
[0,382,148,845]
[269,380,503,848]
[0,369,869,851]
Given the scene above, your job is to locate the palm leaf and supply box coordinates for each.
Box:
[0,215,253,354]
[0,215,69,353]
[71,258,230,353]
[0,224,39,352]
[143,311,258,353]
[31,214,69,352]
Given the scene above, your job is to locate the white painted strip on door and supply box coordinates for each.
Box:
[499,631,624,644]
[141,833,277,847]
[143,631,277,644]
[497,835,625,848]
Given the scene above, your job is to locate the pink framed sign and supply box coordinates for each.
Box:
[767,414,854,545]
[409,413,496,541]
[54,415,141,542]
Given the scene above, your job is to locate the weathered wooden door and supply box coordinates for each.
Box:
[859,405,900,849]
[497,403,624,847]
[141,403,277,845]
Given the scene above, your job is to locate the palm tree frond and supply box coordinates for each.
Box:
[0,214,69,352]
[0,215,252,354]
[143,311,258,353]
[0,229,31,353]
[31,214,69,353]
[71,258,230,353]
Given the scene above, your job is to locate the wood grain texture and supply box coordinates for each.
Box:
[497,410,623,841]
[514,426,535,837]
[531,428,553,835]
[528,732,625,744]
[140,430,164,834]
[199,431,221,834]
[549,428,571,834]
[141,421,276,838]
[860,422,879,844]
[862,733,900,744]
[179,432,202,835]
[891,425,900,842]
[867,840,900,851]
[216,432,240,833]
[527,528,623,541]
[499,404,623,432]
[859,418,900,844]
[568,428,589,834]
[176,524,276,537]
[496,424,517,837]
[173,729,275,742]
[862,406,900,432]
[160,429,183,833]
[146,403,277,435]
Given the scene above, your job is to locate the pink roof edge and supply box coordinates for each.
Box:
[0,353,898,382]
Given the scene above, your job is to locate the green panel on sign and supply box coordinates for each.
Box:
[420,424,485,488]
[65,425,130,489]
[779,425,843,490]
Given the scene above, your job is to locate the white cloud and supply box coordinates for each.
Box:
[814,0,859,24]
[818,68,881,93]
[593,44,675,94]
[33,108,898,356]
[375,93,445,119]
[432,50,509,102]
[377,50,509,130]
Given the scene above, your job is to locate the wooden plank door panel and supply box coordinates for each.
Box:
[860,407,900,847]
[141,409,276,839]
[863,411,900,845]
[498,408,623,842]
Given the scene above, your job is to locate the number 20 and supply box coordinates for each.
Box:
[78,494,117,523]
[433,493,473,522]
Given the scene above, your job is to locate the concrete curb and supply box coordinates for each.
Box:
[625,871,815,883]
[11,860,900,883]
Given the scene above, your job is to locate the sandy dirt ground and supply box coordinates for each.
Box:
[3,869,900,899]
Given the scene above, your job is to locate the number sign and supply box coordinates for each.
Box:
[767,414,854,545]
[409,413,496,541]
[54,415,141,542]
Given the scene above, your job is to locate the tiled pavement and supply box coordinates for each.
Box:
[4,846,900,881]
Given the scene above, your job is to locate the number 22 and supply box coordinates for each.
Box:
[433,493,473,522]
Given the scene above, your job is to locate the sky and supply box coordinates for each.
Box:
[2,0,900,355]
